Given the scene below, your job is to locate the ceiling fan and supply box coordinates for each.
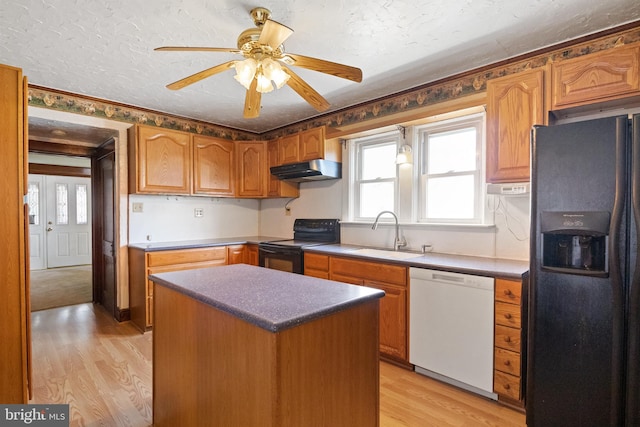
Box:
[155,7,363,119]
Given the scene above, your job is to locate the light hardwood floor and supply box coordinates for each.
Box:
[30,303,525,426]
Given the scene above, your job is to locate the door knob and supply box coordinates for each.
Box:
[47,227,53,232]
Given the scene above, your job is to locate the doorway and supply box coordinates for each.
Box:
[27,107,127,320]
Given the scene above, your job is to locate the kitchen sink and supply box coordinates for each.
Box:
[347,248,423,260]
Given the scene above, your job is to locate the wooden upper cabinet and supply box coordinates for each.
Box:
[236,141,267,198]
[129,125,192,194]
[551,43,640,110]
[193,135,235,196]
[486,68,545,183]
[299,126,341,161]
[267,140,299,198]
[279,133,300,164]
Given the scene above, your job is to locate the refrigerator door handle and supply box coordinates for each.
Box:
[627,114,640,426]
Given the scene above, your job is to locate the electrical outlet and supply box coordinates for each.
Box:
[132,202,143,213]
[194,208,204,218]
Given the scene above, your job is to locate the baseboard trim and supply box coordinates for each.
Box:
[116,307,130,322]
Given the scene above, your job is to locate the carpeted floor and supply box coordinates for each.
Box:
[30,265,93,311]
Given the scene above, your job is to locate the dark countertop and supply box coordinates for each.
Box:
[149,264,385,333]
[128,235,287,251]
[305,244,529,280]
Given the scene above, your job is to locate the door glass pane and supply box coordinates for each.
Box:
[27,182,40,225]
[76,184,88,225]
[56,183,69,225]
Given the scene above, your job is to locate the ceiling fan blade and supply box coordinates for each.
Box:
[166,61,236,90]
[258,19,294,50]
[155,46,241,54]
[283,67,331,112]
[244,78,261,118]
[280,53,362,83]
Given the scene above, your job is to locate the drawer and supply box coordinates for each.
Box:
[305,253,329,272]
[495,347,521,376]
[495,278,521,304]
[148,246,227,267]
[494,370,521,400]
[330,257,407,287]
[495,301,521,328]
[495,324,521,351]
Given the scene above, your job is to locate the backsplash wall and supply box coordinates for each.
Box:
[260,181,530,261]
[128,194,261,243]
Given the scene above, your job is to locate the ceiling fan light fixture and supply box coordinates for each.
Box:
[261,57,290,89]
[233,58,258,89]
[255,71,274,93]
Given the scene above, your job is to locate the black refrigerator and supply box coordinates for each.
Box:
[528,114,640,426]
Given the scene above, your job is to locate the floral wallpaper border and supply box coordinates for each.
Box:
[28,24,640,141]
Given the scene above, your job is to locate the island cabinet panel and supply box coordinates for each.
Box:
[236,141,267,198]
[153,281,380,427]
[486,68,545,183]
[326,255,409,364]
[551,43,640,110]
[192,135,235,196]
[129,124,192,194]
[493,277,527,407]
[128,246,228,331]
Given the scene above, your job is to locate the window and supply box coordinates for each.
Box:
[351,132,400,220]
[55,183,69,225]
[346,110,486,225]
[27,182,40,225]
[76,184,88,225]
[417,113,484,223]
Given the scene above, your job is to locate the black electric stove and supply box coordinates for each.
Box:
[259,218,340,274]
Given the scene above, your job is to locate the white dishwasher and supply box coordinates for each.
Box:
[409,268,496,399]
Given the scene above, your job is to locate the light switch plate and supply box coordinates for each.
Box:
[194,208,204,218]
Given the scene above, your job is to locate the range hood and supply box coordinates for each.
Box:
[270,159,341,182]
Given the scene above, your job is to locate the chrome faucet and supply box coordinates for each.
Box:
[372,210,407,251]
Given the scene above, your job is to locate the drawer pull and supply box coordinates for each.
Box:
[504,384,511,390]
[504,360,511,366]
[504,336,511,343]
[504,313,512,319]
[504,289,512,296]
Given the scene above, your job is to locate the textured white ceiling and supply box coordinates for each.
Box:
[2,0,640,133]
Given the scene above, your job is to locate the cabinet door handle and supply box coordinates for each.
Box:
[504,336,511,343]
[504,313,512,319]
[504,289,512,296]
[504,360,511,366]
[504,384,511,390]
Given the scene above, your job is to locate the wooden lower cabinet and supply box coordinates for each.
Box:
[304,252,409,364]
[493,277,527,407]
[129,246,230,331]
[246,244,259,266]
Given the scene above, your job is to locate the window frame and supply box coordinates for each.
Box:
[350,131,401,222]
[415,112,486,224]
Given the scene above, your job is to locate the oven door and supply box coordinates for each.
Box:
[259,244,303,274]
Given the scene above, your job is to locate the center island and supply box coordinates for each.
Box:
[149,263,385,427]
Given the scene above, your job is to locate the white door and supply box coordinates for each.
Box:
[45,176,92,268]
[27,175,46,270]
